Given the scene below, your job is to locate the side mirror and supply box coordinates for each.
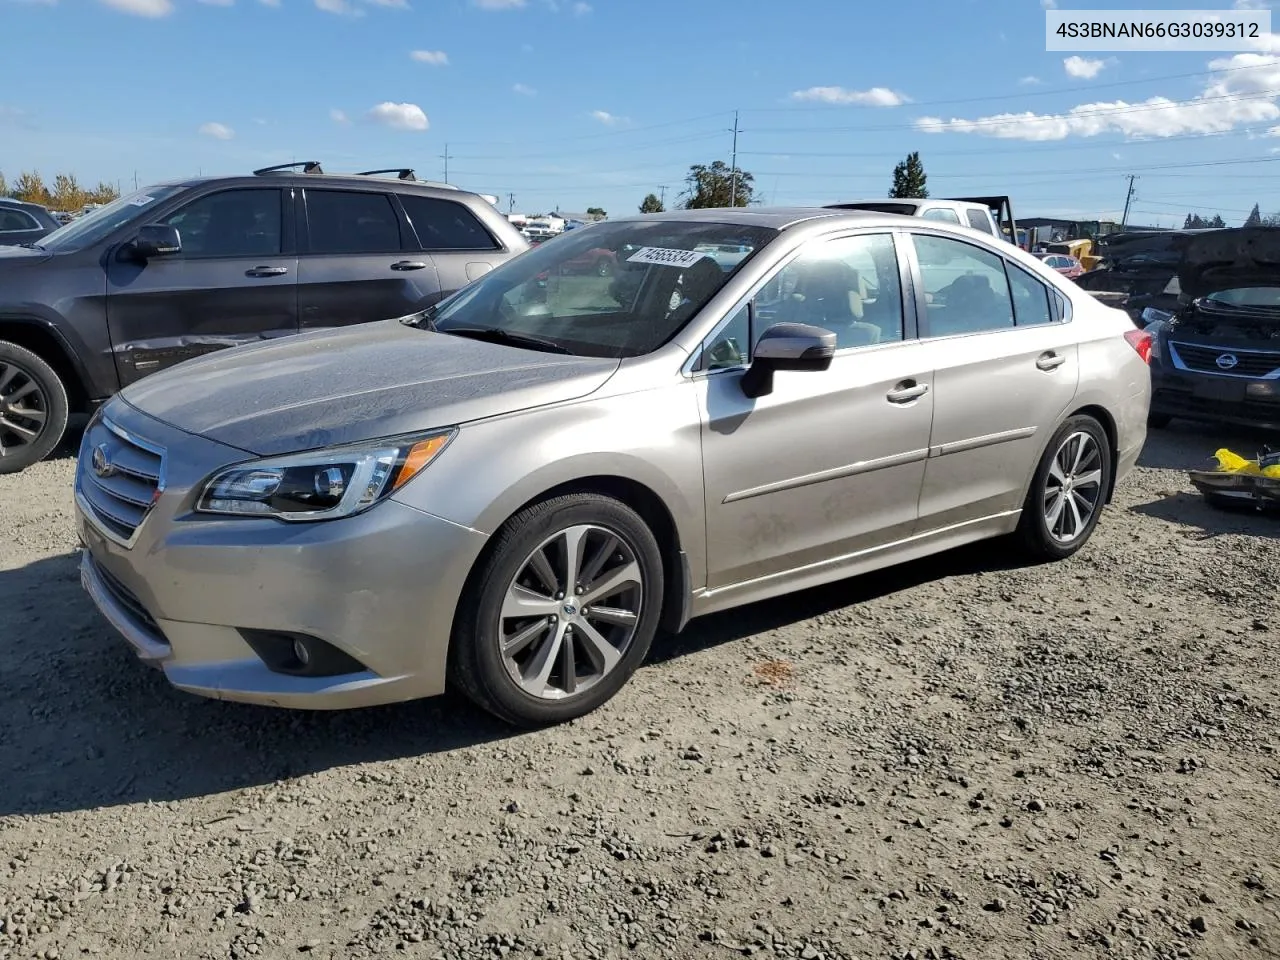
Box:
[133,224,182,260]
[741,322,836,399]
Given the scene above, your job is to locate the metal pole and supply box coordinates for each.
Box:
[659,185,666,207]
[442,143,449,182]
[1121,174,1136,226]
[729,110,739,207]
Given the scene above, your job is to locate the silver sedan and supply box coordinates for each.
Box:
[74,208,1153,726]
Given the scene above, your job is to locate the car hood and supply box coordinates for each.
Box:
[0,244,53,263]
[1177,227,1280,298]
[119,319,621,456]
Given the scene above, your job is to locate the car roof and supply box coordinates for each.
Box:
[0,196,50,212]
[159,172,492,201]
[611,206,879,230]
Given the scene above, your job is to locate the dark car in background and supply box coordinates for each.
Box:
[1144,227,1280,431]
[0,162,528,474]
[0,197,62,246]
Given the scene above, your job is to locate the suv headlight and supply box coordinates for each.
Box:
[196,430,455,521]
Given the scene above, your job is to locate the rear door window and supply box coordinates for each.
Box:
[305,190,402,254]
[400,195,499,251]
[0,208,39,231]
[911,233,1016,336]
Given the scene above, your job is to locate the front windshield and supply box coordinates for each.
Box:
[1205,286,1280,307]
[425,219,777,358]
[37,185,186,251]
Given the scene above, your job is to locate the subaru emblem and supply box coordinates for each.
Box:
[91,442,115,478]
[1216,353,1239,370]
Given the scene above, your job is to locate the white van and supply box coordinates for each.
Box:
[825,198,1002,237]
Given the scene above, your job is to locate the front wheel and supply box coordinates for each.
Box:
[448,493,665,727]
[0,341,70,475]
[1016,415,1113,561]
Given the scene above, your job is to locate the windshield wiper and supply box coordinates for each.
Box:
[18,242,43,250]
[438,325,572,355]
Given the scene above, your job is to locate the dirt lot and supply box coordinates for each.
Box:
[2,420,1278,960]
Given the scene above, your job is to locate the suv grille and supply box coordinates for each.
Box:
[1170,342,1280,379]
[77,417,165,545]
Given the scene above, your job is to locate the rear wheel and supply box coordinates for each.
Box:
[1016,415,1112,561]
[0,341,69,475]
[448,493,664,727]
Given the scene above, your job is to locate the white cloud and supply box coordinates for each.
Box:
[513,83,536,96]
[590,109,623,125]
[1064,56,1108,79]
[571,0,590,12]
[314,0,362,13]
[198,121,234,140]
[410,49,448,64]
[330,108,351,124]
[472,0,523,8]
[197,0,234,6]
[258,0,280,6]
[917,41,1280,140]
[252,117,268,125]
[790,85,909,107]
[98,0,172,15]
[1233,0,1268,8]
[367,101,428,131]
[1041,0,1056,8]
[1018,75,1042,85]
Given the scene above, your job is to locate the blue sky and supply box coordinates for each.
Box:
[3,0,1280,226]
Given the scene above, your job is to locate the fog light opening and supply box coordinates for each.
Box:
[238,629,369,678]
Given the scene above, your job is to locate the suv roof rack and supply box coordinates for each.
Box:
[253,161,324,176]
[355,168,461,191]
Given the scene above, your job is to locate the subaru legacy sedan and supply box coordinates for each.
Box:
[75,208,1153,727]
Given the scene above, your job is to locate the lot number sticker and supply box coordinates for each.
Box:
[625,246,707,268]
[128,195,156,206]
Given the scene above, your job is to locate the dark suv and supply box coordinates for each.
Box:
[0,162,528,473]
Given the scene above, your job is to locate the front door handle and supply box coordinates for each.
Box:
[1036,351,1066,371]
[391,260,429,271]
[886,380,929,404]
[246,266,288,277]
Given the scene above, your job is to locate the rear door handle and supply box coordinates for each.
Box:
[246,266,288,277]
[391,260,429,271]
[886,380,929,404]
[1036,351,1066,371]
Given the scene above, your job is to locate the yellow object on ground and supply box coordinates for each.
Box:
[1212,448,1280,478]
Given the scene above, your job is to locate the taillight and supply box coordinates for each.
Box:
[1124,328,1153,364]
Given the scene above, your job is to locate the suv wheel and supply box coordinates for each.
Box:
[449,493,664,727]
[1016,415,1113,561]
[0,341,70,475]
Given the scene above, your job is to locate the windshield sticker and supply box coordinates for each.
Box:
[128,195,156,206]
[625,246,707,269]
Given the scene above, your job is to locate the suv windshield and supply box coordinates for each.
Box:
[38,185,186,251]
[1205,286,1280,308]
[424,219,776,358]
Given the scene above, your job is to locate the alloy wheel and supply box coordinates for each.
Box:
[498,523,643,700]
[0,360,49,457]
[1043,431,1103,544]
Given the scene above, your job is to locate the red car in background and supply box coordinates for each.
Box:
[1033,252,1085,279]
[560,246,617,277]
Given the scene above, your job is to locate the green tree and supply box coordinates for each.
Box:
[87,181,120,204]
[638,192,664,213]
[13,171,52,206]
[585,206,606,220]
[679,160,755,209]
[889,151,928,199]
[50,173,86,213]
[1245,203,1263,227]
[1209,214,1226,228]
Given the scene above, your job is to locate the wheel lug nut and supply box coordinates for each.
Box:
[555,591,564,600]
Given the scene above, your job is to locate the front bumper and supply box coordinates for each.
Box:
[75,401,489,710]
[1150,365,1280,431]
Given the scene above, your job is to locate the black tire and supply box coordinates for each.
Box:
[448,493,665,728]
[1147,412,1173,429]
[0,340,70,475]
[1016,415,1113,562]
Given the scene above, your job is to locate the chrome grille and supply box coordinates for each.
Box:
[1170,342,1280,379]
[76,415,165,546]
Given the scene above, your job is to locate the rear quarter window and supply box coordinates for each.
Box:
[965,209,994,234]
[921,208,962,225]
[401,195,500,251]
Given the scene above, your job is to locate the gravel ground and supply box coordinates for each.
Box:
[2,419,1278,960]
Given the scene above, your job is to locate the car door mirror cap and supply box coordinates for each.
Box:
[133,224,182,260]
[741,322,836,399]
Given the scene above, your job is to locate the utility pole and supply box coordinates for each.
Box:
[728,110,740,207]
[1121,174,1137,227]
[441,143,452,182]
[507,192,516,213]
[659,185,666,207]
[133,171,138,190]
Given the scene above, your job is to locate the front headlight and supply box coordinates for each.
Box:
[196,430,455,521]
